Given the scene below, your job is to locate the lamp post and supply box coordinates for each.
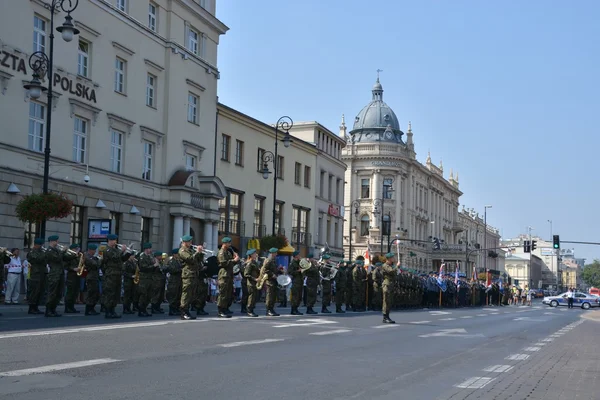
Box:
[23,0,80,239]
[483,205,492,273]
[259,117,293,236]
[527,226,534,287]
[348,200,360,260]
[548,219,555,290]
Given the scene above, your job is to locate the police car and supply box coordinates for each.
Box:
[542,292,600,309]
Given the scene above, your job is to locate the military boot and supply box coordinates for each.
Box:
[218,308,231,318]
[132,304,139,312]
[267,309,280,316]
[50,308,62,317]
[138,308,151,317]
[196,308,208,316]
[64,304,79,314]
[383,314,395,324]
[168,306,178,316]
[240,304,247,314]
[225,308,233,315]
[100,304,106,313]
[151,304,164,314]
[306,307,318,315]
[336,307,345,314]
[84,305,93,315]
[180,307,195,320]
[321,306,331,314]
[290,307,301,315]
[123,304,134,315]
[28,305,41,314]
[247,308,258,317]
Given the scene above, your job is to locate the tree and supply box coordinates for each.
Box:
[581,259,600,288]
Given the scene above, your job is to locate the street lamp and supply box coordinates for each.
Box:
[484,205,492,272]
[348,200,360,260]
[23,0,80,239]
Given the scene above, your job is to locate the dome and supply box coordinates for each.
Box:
[349,78,404,144]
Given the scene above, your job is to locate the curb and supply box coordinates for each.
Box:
[581,310,600,322]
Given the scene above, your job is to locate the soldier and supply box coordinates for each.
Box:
[45,235,78,317]
[334,261,347,313]
[319,254,333,314]
[381,252,398,324]
[63,243,81,314]
[345,260,354,310]
[216,237,238,318]
[240,254,249,314]
[260,247,280,316]
[243,248,260,317]
[371,262,383,311]
[138,242,156,317]
[84,244,101,316]
[277,267,287,308]
[352,256,367,311]
[304,253,319,315]
[288,251,304,315]
[122,253,137,314]
[101,234,130,318]
[165,249,182,316]
[178,235,204,320]
[150,251,165,314]
[26,238,46,315]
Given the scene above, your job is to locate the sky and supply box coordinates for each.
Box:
[215,0,599,263]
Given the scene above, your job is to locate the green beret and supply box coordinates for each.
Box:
[385,252,395,259]
[87,243,98,250]
[48,235,59,241]
[142,242,152,250]
[222,237,232,243]
[34,238,45,245]
[375,262,383,266]
[355,255,365,261]
[171,248,179,255]
[107,234,118,240]
[292,251,300,257]
[153,251,162,257]
[322,254,331,260]
[246,248,256,256]
[182,235,193,242]
[307,253,314,258]
[69,243,80,250]
[269,247,278,254]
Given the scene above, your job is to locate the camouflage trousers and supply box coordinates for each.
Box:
[28,277,46,306]
[137,278,153,310]
[166,274,182,309]
[46,274,65,310]
[64,272,80,306]
[196,278,208,310]
[321,280,332,307]
[246,284,258,310]
[180,277,197,310]
[151,277,165,305]
[305,280,318,307]
[335,285,346,308]
[371,285,382,310]
[217,277,231,309]
[102,274,122,308]
[122,277,135,308]
[382,283,394,315]
[86,279,100,306]
[352,281,365,309]
[264,282,277,309]
[290,281,303,308]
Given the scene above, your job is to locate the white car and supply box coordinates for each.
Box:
[542,292,600,309]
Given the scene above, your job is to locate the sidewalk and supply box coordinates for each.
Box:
[581,309,600,322]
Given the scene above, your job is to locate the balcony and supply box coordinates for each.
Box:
[190,193,205,209]
[253,223,266,238]
[291,228,312,247]
[219,219,245,236]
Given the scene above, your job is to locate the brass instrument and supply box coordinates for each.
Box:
[76,252,86,276]
[133,260,140,284]
[57,244,79,256]
[319,262,339,281]
[256,271,270,290]
[0,247,14,257]
[117,243,139,257]
[191,244,215,257]
[299,258,312,272]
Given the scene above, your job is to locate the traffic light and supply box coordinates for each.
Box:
[433,238,441,250]
[524,240,531,253]
[553,235,560,249]
[531,240,537,252]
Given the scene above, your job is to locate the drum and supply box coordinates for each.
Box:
[204,256,219,277]
[277,275,292,287]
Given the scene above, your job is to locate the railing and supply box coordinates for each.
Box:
[219,218,245,236]
[253,223,266,238]
[190,193,204,209]
[292,228,311,246]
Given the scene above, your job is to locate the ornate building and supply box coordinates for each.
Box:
[342,77,462,271]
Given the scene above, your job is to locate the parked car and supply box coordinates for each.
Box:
[542,292,600,309]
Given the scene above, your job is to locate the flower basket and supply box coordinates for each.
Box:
[15,192,74,223]
[259,234,288,252]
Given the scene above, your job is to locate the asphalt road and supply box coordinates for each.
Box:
[1,301,598,400]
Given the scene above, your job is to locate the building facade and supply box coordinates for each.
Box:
[0,0,228,252]
[215,104,319,257]
[457,206,504,276]
[501,235,560,289]
[504,253,543,288]
[288,121,346,259]
[342,77,463,271]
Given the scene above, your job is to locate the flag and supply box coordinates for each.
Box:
[472,265,477,282]
[437,263,447,292]
[454,264,459,285]
[364,239,371,268]
[486,268,491,287]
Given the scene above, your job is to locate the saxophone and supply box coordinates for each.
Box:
[256,271,269,290]
[133,258,140,284]
[76,252,86,276]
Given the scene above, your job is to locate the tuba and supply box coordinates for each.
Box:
[299,258,312,272]
[76,252,86,276]
[319,262,338,281]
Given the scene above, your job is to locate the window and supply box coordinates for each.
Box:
[360,215,370,236]
[70,206,84,246]
[334,221,339,248]
[187,93,198,124]
[148,3,157,32]
[219,191,243,235]
[114,58,125,93]
[382,214,391,236]
[142,141,153,180]
[187,27,199,55]
[221,134,230,161]
[275,201,283,234]
[320,171,326,197]
[361,178,370,198]
[116,0,127,12]
[326,216,331,245]
[110,212,121,236]
[146,73,156,107]
[235,140,244,166]
[383,178,393,199]
[77,40,89,78]
[294,162,301,185]
[200,34,207,59]
[200,0,207,9]
[328,175,333,201]
[33,16,46,53]
[292,206,310,245]
[72,117,88,164]
[110,130,123,173]
[28,102,45,152]
[304,166,311,188]
[276,156,284,179]
[254,196,264,237]
[336,179,341,203]
[24,222,39,249]
[141,217,152,244]
[185,154,197,187]
[257,148,265,171]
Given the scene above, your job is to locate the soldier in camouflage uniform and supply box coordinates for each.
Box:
[45,235,78,317]
[352,257,367,311]
[84,243,101,316]
[217,237,238,318]
[334,261,347,313]
[63,243,81,314]
[319,254,333,313]
[101,234,130,319]
[150,251,165,314]
[178,235,204,320]
[165,249,182,316]
[303,253,319,315]
[288,251,304,315]
[260,247,280,316]
[138,242,156,317]
[243,249,260,317]
[345,261,354,310]
[122,253,137,314]
[371,262,383,311]
[381,252,398,324]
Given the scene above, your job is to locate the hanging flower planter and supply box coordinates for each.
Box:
[259,234,288,252]
[15,192,74,223]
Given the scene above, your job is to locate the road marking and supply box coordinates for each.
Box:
[429,311,451,315]
[544,312,557,315]
[439,317,456,321]
[310,329,352,336]
[476,314,487,317]
[460,316,473,319]
[218,338,284,348]
[542,338,554,342]
[0,358,121,377]
[409,321,431,324]
[483,365,514,373]
[455,377,496,389]
[523,347,541,352]
[372,324,400,329]
[272,319,337,328]
[534,343,547,346]
[506,354,530,361]
[419,328,484,338]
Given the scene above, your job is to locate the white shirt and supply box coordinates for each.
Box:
[567,291,574,298]
[7,256,22,273]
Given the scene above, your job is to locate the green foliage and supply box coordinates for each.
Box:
[259,234,288,251]
[581,259,600,288]
[15,192,74,223]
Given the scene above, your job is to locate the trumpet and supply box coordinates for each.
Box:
[191,245,215,257]
[117,243,139,256]
[0,247,14,257]
[57,244,79,256]
[133,259,140,284]
[76,252,86,276]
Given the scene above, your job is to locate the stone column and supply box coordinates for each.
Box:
[172,216,184,249]
[212,222,219,253]
[183,217,191,237]
[372,170,381,228]
[203,222,213,251]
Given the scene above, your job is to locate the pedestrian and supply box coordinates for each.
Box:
[567,288,574,309]
[4,248,21,305]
